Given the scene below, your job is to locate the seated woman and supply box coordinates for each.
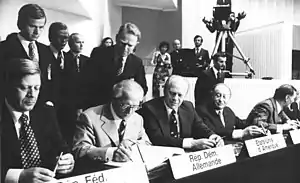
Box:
[152,41,172,98]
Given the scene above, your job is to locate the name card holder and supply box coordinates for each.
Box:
[289,129,300,144]
[245,134,286,157]
[169,145,236,180]
[55,163,149,183]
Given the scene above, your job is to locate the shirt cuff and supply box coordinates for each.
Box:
[105,147,117,161]
[276,124,283,133]
[232,129,244,139]
[5,169,23,183]
[182,138,194,149]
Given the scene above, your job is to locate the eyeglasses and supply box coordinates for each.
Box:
[119,103,142,111]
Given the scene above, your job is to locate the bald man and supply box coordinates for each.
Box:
[170,39,184,75]
[138,75,224,151]
[196,83,264,140]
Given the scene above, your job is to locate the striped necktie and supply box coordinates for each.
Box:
[28,42,38,62]
[19,113,41,168]
[118,120,127,142]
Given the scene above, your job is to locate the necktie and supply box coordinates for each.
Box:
[75,55,80,72]
[118,120,127,142]
[116,57,124,76]
[217,70,223,81]
[218,110,226,127]
[28,42,37,61]
[57,51,64,70]
[19,113,41,168]
[170,110,179,138]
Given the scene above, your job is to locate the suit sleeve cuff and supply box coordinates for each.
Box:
[105,147,117,161]
[232,129,244,139]
[182,138,194,149]
[5,169,23,183]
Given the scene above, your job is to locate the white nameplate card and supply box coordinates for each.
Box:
[169,145,236,180]
[245,134,286,157]
[290,129,300,144]
[55,163,149,183]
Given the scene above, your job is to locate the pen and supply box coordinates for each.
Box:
[119,144,134,162]
[260,124,267,135]
[53,152,63,174]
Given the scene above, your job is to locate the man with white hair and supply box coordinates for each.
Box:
[139,75,224,150]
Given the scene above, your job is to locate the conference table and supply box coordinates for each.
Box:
[150,139,300,183]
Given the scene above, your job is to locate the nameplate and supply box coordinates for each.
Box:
[245,134,286,157]
[169,145,236,180]
[55,163,149,183]
[290,129,300,144]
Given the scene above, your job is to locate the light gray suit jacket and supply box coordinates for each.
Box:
[72,104,150,161]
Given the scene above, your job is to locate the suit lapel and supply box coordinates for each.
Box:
[100,105,119,146]
[178,104,191,136]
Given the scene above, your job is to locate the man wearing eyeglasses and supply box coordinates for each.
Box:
[138,75,224,151]
[73,79,150,165]
[196,83,264,140]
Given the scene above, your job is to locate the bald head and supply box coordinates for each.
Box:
[173,39,181,51]
[212,83,231,109]
[164,75,189,110]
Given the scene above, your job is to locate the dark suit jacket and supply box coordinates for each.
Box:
[194,68,225,106]
[0,33,54,105]
[170,49,184,75]
[283,102,300,121]
[1,103,68,182]
[196,103,247,139]
[138,97,214,148]
[246,98,290,134]
[61,51,89,107]
[81,46,148,109]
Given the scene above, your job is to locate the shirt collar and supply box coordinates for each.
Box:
[50,44,64,59]
[275,100,282,114]
[212,67,220,78]
[70,51,80,58]
[163,101,178,115]
[5,99,30,124]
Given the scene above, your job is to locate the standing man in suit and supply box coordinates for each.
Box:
[194,53,226,106]
[246,84,299,134]
[0,3,53,106]
[196,83,264,140]
[192,35,210,73]
[73,79,150,164]
[138,75,223,150]
[1,58,74,183]
[81,22,148,108]
[170,39,184,75]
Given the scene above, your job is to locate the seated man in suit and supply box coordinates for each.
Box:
[81,22,148,108]
[196,83,264,140]
[73,79,150,164]
[138,75,224,151]
[1,58,74,183]
[246,84,299,134]
[0,4,54,105]
[195,53,226,106]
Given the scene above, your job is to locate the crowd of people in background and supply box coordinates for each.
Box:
[1,2,300,183]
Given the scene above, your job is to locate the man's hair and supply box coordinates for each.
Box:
[48,22,68,42]
[68,33,80,47]
[17,4,46,30]
[212,52,225,61]
[112,79,144,100]
[5,58,41,85]
[164,75,189,96]
[211,83,232,97]
[116,22,141,41]
[194,35,203,42]
[159,41,170,52]
[273,84,297,101]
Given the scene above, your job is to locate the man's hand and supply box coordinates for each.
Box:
[191,138,216,150]
[19,167,55,183]
[56,153,74,175]
[112,143,132,162]
[242,125,265,139]
[209,134,224,147]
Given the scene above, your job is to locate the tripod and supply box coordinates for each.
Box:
[210,25,255,76]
